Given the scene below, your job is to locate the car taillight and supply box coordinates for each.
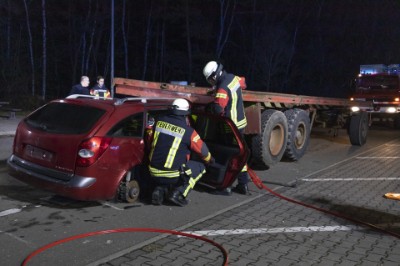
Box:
[76,137,112,167]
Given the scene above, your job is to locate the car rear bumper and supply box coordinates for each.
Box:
[7,154,97,199]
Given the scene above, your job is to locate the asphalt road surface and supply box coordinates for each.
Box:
[0,125,399,266]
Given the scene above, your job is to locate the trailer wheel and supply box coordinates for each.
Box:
[348,112,368,146]
[251,109,288,168]
[284,109,311,161]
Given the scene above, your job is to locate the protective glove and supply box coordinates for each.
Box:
[206,156,216,166]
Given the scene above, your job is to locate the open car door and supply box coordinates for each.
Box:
[190,112,250,190]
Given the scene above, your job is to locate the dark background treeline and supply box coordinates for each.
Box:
[1,0,400,108]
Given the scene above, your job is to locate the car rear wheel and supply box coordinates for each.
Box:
[117,178,140,203]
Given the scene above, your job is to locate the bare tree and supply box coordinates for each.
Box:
[6,0,11,62]
[142,0,154,80]
[42,0,47,100]
[185,0,192,82]
[23,0,35,95]
[121,0,129,77]
[85,1,98,74]
[216,0,237,59]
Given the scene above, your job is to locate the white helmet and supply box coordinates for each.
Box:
[172,98,190,115]
[203,61,218,79]
[203,61,223,85]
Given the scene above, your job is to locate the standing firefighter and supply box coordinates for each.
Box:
[203,61,250,195]
[148,98,214,206]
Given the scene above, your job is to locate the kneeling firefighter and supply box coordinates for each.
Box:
[148,98,214,206]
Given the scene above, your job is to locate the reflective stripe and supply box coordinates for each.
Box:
[182,168,206,197]
[227,76,247,129]
[193,135,200,142]
[227,76,240,93]
[149,165,180,178]
[231,90,238,124]
[236,118,247,129]
[215,92,227,99]
[151,121,186,169]
[148,131,160,161]
[241,164,248,172]
[165,137,182,168]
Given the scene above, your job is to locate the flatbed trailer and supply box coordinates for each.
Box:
[114,77,372,168]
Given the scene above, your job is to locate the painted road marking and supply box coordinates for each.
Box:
[98,201,124,211]
[0,205,41,217]
[182,225,361,237]
[302,177,400,182]
[0,208,22,217]
[0,230,31,244]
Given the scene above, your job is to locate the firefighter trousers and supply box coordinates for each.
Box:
[151,160,206,198]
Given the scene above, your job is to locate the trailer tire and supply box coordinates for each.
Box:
[349,112,368,146]
[251,109,288,168]
[284,109,311,161]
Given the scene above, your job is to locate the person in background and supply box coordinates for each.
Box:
[148,98,214,206]
[90,76,111,98]
[68,76,90,96]
[202,61,250,195]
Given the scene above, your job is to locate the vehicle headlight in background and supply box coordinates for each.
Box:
[387,107,397,113]
[351,106,360,112]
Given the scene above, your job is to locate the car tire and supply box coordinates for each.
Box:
[117,177,140,203]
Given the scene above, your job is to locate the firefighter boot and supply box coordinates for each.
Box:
[152,186,167,205]
[168,190,188,207]
[232,183,250,195]
[233,172,251,195]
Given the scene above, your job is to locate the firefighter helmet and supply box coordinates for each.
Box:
[172,98,190,115]
[203,61,223,85]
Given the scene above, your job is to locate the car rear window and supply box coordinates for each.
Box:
[25,102,106,134]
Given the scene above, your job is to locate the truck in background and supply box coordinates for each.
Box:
[350,64,400,128]
[114,78,371,169]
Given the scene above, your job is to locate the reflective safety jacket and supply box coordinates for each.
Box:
[213,71,247,130]
[148,114,212,178]
[90,85,111,98]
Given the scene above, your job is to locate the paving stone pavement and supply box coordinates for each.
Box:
[98,140,400,266]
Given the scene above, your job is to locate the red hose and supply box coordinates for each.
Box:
[22,169,399,265]
[248,167,400,239]
[21,228,228,266]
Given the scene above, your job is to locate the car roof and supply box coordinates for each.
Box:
[59,95,178,109]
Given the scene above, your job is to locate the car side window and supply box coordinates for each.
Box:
[107,113,144,137]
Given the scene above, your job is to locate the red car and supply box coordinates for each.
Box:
[7,95,249,202]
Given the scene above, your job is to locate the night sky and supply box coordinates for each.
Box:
[1,0,400,106]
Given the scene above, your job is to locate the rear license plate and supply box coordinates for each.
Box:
[24,144,54,162]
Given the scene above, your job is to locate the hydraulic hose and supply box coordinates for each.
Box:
[21,228,228,266]
[22,169,399,266]
[247,167,400,239]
